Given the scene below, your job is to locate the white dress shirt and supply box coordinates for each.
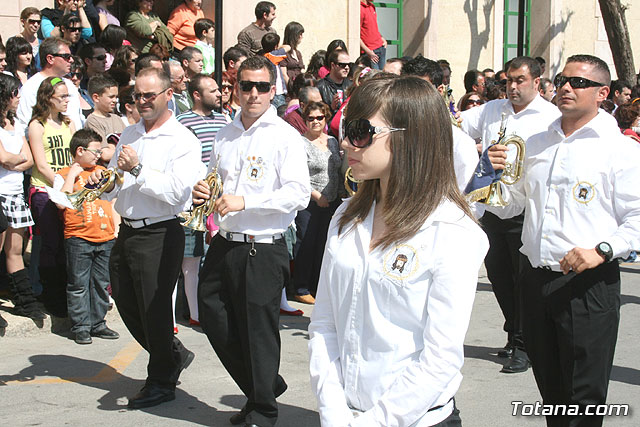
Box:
[104,115,204,220]
[15,72,83,137]
[461,95,560,151]
[488,111,640,270]
[452,125,479,192]
[207,106,311,235]
[309,199,488,427]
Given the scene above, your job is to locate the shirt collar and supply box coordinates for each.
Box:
[419,199,469,230]
[133,113,182,137]
[503,94,547,116]
[550,109,618,140]
[231,105,279,132]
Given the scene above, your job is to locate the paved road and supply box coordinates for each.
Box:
[1,264,638,426]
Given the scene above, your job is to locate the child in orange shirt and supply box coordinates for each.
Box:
[261,33,291,108]
[54,129,118,345]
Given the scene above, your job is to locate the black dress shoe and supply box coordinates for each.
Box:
[91,327,120,339]
[501,349,530,373]
[75,331,92,345]
[0,313,7,328]
[170,348,195,383]
[127,384,175,409]
[497,343,514,358]
[230,408,248,425]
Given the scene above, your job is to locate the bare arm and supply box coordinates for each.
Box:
[28,122,56,186]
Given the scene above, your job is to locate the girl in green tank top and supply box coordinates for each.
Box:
[28,76,75,188]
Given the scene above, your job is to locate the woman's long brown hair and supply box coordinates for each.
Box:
[338,75,474,250]
[30,77,71,126]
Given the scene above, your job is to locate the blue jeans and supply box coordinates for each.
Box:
[372,46,387,70]
[65,237,115,333]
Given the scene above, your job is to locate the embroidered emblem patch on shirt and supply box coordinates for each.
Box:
[383,244,419,280]
[246,156,264,181]
[572,181,595,204]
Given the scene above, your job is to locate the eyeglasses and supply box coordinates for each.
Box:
[132,87,170,103]
[554,75,606,90]
[336,62,350,69]
[93,54,107,61]
[51,53,73,62]
[239,80,272,93]
[85,148,103,157]
[468,98,484,106]
[306,115,325,122]
[221,84,233,92]
[631,98,640,106]
[343,118,406,148]
[11,88,19,98]
[65,27,82,33]
[66,72,82,79]
[28,19,41,25]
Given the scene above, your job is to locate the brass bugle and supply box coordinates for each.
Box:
[180,168,223,232]
[344,167,361,196]
[66,167,123,210]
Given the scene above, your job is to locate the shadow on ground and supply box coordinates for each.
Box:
[0,354,216,425]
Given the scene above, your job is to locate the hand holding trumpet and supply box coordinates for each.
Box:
[192,180,243,217]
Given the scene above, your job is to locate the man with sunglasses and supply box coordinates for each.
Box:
[487,54,640,427]
[461,56,560,375]
[59,14,84,55]
[78,43,107,91]
[192,55,310,427]
[317,49,352,116]
[16,37,83,137]
[92,66,203,409]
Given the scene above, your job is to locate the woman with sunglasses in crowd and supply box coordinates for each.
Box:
[67,56,93,118]
[0,75,45,326]
[27,77,76,318]
[4,36,35,85]
[292,101,342,305]
[17,7,42,72]
[457,91,484,112]
[221,69,240,122]
[309,75,488,426]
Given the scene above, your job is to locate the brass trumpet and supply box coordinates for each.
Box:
[344,167,361,196]
[475,113,525,206]
[180,165,223,232]
[66,167,123,210]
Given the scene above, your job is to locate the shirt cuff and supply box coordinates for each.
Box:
[608,235,632,260]
[135,166,147,186]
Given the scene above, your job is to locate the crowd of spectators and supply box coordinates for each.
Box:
[0,0,639,358]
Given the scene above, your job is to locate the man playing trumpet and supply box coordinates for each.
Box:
[89,67,203,409]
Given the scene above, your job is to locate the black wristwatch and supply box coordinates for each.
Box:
[129,163,142,177]
[595,242,613,263]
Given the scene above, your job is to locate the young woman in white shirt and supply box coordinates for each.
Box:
[0,74,45,323]
[308,75,489,426]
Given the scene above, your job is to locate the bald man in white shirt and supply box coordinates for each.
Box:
[193,56,310,427]
[488,54,640,427]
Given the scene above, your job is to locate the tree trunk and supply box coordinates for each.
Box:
[598,0,636,84]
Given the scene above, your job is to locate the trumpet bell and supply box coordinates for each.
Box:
[180,208,208,232]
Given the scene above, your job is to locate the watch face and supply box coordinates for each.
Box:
[600,243,612,253]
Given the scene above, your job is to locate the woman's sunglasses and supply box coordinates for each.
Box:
[343,118,406,148]
[11,89,19,98]
[306,115,325,122]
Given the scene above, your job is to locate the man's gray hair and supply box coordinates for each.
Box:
[299,86,320,105]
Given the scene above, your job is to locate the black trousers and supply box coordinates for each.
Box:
[522,259,621,427]
[198,234,289,426]
[293,200,333,296]
[110,219,187,386]
[482,212,525,349]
